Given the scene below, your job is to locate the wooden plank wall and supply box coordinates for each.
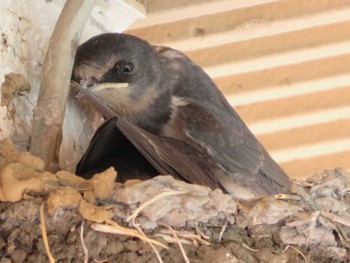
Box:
[126,0,350,179]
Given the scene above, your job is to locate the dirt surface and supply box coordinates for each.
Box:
[0,199,301,263]
[0,172,349,263]
[0,139,350,263]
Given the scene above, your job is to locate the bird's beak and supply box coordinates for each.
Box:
[90,82,129,91]
[70,80,129,99]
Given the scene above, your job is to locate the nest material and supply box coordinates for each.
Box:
[0,139,350,263]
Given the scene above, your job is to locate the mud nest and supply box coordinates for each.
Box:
[0,139,350,263]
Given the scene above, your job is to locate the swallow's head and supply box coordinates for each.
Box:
[72,33,162,117]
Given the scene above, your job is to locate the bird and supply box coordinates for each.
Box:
[71,33,291,199]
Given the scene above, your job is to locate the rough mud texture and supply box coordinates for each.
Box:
[0,73,31,108]
[1,140,350,262]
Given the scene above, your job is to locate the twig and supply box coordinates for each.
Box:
[195,225,210,240]
[80,221,89,263]
[132,222,164,263]
[159,229,210,246]
[306,211,319,246]
[274,194,302,201]
[126,189,190,222]
[218,218,228,242]
[94,258,109,263]
[40,202,56,263]
[283,245,309,263]
[92,219,168,249]
[155,234,192,245]
[30,0,95,170]
[320,211,350,227]
[242,243,259,252]
[164,225,190,263]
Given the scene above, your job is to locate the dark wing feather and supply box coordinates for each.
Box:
[176,102,291,195]
[76,117,159,182]
[157,46,290,195]
[76,117,222,190]
[116,117,222,190]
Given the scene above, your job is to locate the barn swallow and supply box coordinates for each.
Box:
[71,33,291,199]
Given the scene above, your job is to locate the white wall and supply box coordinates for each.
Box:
[0,0,143,169]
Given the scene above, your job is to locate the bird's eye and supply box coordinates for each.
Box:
[123,62,134,74]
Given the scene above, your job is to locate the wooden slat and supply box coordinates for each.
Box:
[281,151,350,179]
[130,0,279,29]
[258,119,350,151]
[185,20,350,67]
[249,106,350,135]
[272,138,350,163]
[166,8,350,52]
[205,41,350,78]
[227,74,350,107]
[235,86,350,123]
[135,0,218,13]
[128,0,350,43]
[214,54,350,96]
